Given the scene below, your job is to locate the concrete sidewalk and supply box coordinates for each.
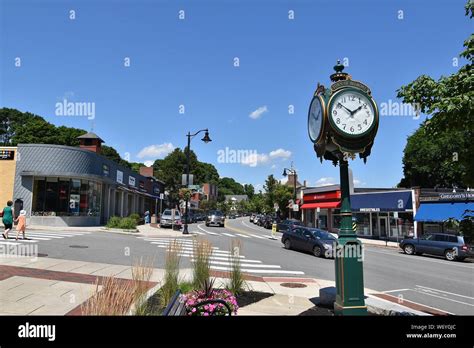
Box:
[0,254,442,316]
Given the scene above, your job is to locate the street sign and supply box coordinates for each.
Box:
[182,174,193,186]
[293,204,299,212]
[273,203,279,211]
[160,193,164,200]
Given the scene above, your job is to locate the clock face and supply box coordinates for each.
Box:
[329,89,376,137]
[308,96,324,143]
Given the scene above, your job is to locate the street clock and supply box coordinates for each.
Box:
[307,94,326,144]
[308,61,379,164]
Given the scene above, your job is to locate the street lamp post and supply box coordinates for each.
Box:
[282,163,297,220]
[182,129,212,234]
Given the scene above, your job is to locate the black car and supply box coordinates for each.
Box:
[282,226,336,258]
[277,219,304,232]
[399,233,472,261]
[262,214,277,229]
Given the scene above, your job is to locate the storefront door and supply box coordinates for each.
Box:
[378,216,389,238]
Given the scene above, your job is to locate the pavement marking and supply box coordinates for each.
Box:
[200,260,282,269]
[241,220,263,232]
[236,234,251,239]
[179,254,261,262]
[249,234,266,239]
[365,247,474,269]
[222,233,236,238]
[415,285,474,300]
[382,289,411,293]
[197,225,219,235]
[411,288,474,307]
[176,252,245,259]
[0,241,21,246]
[209,265,305,275]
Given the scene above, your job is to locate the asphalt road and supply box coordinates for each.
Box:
[8,217,474,315]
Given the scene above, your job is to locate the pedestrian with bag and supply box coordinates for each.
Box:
[1,200,15,239]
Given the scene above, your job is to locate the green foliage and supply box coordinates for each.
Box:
[248,193,266,213]
[243,184,255,200]
[161,240,182,308]
[397,3,474,187]
[106,216,137,230]
[192,240,213,290]
[217,200,231,215]
[129,213,141,224]
[101,145,132,169]
[199,200,217,211]
[227,240,246,295]
[217,177,245,201]
[398,125,469,188]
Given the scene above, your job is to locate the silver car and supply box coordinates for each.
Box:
[159,209,182,228]
[206,210,225,227]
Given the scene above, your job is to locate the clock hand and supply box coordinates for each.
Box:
[338,103,353,115]
[350,105,363,116]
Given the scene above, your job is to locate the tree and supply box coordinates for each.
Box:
[101,145,132,169]
[274,184,293,218]
[199,199,217,212]
[263,175,278,211]
[243,184,255,200]
[397,2,474,187]
[248,193,265,213]
[217,177,245,201]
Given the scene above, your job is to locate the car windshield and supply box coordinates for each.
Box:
[312,230,336,240]
[209,210,223,216]
[162,210,180,217]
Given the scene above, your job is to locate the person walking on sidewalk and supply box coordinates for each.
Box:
[14,210,27,240]
[1,200,15,239]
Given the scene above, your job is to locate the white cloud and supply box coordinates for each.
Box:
[315,177,337,187]
[144,160,154,167]
[137,143,175,159]
[240,148,291,167]
[249,105,268,119]
[353,178,366,186]
[269,148,292,159]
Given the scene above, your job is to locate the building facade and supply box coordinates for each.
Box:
[2,133,164,227]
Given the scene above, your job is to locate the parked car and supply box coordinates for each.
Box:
[277,219,304,232]
[228,214,237,219]
[195,213,206,222]
[159,209,182,229]
[262,214,277,229]
[281,226,336,258]
[250,213,256,222]
[399,233,472,261]
[253,214,262,225]
[206,210,225,227]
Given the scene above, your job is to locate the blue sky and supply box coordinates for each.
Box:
[0,0,471,192]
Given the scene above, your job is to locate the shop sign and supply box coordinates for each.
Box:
[102,164,109,176]
[304,191,341,202]
[420,192,474,202]
[117,170,123,184]
[129,176,136,187]
[359,208,380,212]
[0,150,15,160]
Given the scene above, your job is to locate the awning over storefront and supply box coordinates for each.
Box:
[415,202,474,222]
[301,202,341,209]
[350,191,413,212]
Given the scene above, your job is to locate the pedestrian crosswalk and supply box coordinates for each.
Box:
[187,224,278,241]
[0,230,91,245]
[136,237,305,276]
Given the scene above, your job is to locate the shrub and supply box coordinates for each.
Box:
[131,256,155,316]
[129,213,141,224]
[160,240,182,307]
[106,216,122,228]
[119,217,137,230]
[192,238,213,289]
[227,239,246,295]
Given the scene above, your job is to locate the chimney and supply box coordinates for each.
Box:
[77,132,104,154]
[304,180,307,187]
[139,166,154,177]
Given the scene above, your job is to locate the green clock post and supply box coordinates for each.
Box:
[307,61,379,315]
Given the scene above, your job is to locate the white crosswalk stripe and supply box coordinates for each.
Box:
[236,234,250,238]
[137,237,305,276]
[249,234,266,239]
[222,233,236,238]
[0,230,90,245]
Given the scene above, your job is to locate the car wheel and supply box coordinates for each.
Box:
[403,244,415,255]
[284,239,291,250]
[313,246,322,257]
[444,249,456,261]
[205,223,209,227]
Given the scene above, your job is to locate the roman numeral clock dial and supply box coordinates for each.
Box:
[329,89,376,137]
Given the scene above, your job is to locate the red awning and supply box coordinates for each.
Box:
[301,202,341,209]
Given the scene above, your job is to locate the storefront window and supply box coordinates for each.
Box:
[32,177,101,217]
